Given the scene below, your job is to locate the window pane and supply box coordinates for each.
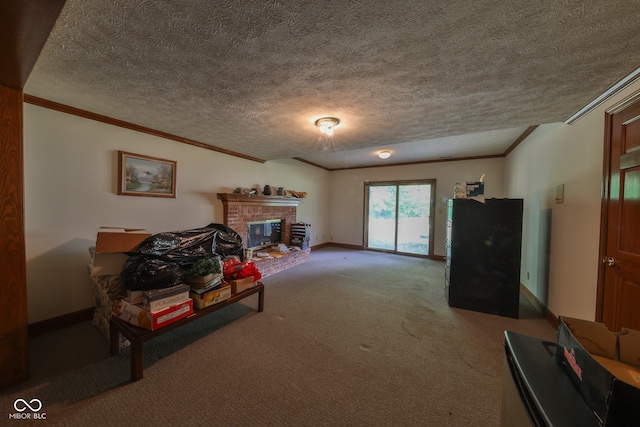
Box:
[367,186,396,250]
[397,184,430,255]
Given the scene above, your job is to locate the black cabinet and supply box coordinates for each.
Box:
[445,198,523,318]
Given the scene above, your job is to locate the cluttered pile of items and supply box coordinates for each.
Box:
[100,224,262,331]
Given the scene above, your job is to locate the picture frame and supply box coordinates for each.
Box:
[117,151,177,198]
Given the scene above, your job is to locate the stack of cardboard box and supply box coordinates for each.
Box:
[93,227,237,331]
[183,258,230,308]
[223,256,261,294]
[90,227,195,331]
[188,280,232,309]
[114,284,193,331]
[454,181,485,202]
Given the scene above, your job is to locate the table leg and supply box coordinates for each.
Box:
[130,339,144,382]
[258,286,264,312]
[109,320,120,356]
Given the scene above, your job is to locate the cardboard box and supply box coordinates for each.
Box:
[126,290,144,304]
[143,284,189,305]
[95,227,151,252]
[114,299,193,330]
[227,276,256,294]
[556,316,640,425]
[185,273,223,290]
[91,253,130,277]
[190,285,232,309]
[91,227,151,276]
[143,285,190,312]
[189,281,223,296]
[454,182,485,198]
[465,182,484,197]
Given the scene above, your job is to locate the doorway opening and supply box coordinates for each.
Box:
[364,180,436,257]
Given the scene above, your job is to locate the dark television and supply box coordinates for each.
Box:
[247,219,282,249]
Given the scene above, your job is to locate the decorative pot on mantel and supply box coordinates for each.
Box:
[263,185,272,195]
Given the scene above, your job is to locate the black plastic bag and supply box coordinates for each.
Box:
[207,223,245,260]
[121,223,244,291]
[120,255,183,291]
[132,223,244,260]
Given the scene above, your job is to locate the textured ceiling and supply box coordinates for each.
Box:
[24,0,640,169]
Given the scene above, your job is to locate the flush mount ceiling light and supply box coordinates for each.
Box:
[378,150,391,159]
[315,117,340,136]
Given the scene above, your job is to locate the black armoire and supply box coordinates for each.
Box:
[445,198,523,318]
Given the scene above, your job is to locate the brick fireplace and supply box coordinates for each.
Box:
[217,193,310,277]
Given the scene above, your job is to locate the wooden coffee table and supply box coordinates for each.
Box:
[110,283,264,382]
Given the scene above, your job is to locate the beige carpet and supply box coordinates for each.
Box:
[1,247,556,426]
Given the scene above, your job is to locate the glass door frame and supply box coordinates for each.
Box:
[363,179,436,258]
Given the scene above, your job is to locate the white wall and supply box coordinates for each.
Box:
[28,75,639,324]
[328,158,505,256]
[504,80,640,321]
[24,104,330,323]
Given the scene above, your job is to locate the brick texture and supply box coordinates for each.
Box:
[222,202,306,276]
[252,248,311,278]
[226,205,296,247]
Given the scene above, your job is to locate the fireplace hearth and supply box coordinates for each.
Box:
[217,193,310,277]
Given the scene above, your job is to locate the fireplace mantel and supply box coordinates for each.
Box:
[217,193,302,207]
[216,192,301,248]
[216,192,309,278]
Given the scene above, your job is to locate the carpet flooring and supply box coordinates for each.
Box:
[1,247,556,426]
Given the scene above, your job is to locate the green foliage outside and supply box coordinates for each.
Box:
[369,185,431,219]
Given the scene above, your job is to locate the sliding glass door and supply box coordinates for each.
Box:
[365,180,435,256]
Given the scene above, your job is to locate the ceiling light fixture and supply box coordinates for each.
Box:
[378,150,391,159]
[315,117,340,136]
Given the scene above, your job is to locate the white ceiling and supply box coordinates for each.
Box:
[24,1,640,169]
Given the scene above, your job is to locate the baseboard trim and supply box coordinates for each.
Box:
[310,242,332,250]
[545,308,559,330]
[519,284,558,329]
[320,242,365,250]
[28,307,94,338]
[316,243,444,260]
[519,284,544,314]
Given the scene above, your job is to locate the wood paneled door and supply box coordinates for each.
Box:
[598,94,640,331]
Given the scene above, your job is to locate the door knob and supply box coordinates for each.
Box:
[603,257,616,267]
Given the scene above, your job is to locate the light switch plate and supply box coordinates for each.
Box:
[555,184,564,204]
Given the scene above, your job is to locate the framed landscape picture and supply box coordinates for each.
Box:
[117,151,177,198]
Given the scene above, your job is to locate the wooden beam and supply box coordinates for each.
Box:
[0,0,66,390]
[0,0,67,89]
[0,85,29,389]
